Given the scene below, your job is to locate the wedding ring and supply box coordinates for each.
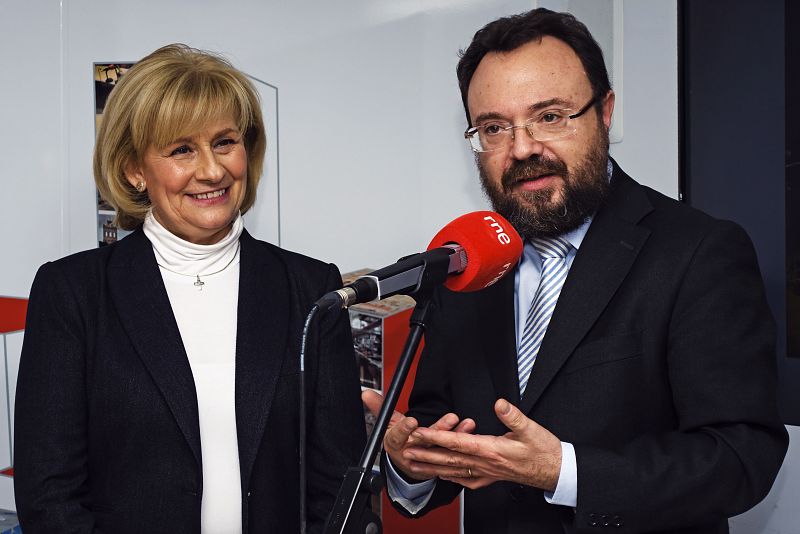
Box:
[467,467,473,478]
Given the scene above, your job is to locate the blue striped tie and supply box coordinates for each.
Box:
[517,237,572,394]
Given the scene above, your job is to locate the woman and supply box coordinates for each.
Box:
[14,44,365,534]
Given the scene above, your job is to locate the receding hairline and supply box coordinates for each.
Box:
[456,9,612,127]
[465,37,594,124]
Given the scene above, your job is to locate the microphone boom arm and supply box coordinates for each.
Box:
[316,246,466,311]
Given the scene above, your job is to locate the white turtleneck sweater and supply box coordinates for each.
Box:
[143,211,243,534]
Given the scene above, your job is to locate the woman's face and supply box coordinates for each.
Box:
[127,116,248,245]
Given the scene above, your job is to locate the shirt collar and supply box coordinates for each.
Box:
[560,217,592,251]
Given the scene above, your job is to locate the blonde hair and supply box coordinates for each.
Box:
[94,43,266,230]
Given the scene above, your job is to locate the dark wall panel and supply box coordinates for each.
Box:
[682,0,798,424]
[786,0,800,361]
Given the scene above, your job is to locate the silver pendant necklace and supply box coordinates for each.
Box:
[156,241,240,291]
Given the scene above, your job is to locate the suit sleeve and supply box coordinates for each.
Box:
[14,262,100,533]
[306,263,367,533]
[573,221,788,531]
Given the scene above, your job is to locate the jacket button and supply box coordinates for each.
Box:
[509,484,525,501]
[613,515,623,527]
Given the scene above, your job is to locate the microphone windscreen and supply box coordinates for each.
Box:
[427,211,523,292]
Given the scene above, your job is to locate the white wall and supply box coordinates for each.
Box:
[539,0,680,199]
[1,0,679,284]
[1,1,795,531]
[0,2,66,297]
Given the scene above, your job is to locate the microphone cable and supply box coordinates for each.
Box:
[298,303,319,534]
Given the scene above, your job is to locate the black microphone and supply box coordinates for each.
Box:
[314,210,523,311]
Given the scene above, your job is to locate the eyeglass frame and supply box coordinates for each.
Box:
[463,95,599,153]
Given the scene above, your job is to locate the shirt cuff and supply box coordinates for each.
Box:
[543,441,577,508]
[384,455,437,514]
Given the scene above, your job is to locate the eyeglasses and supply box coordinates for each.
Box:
[464,96,598,153]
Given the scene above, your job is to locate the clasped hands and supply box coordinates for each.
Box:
[361,390,562,492]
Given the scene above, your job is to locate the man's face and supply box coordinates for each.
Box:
[467,36,615,239]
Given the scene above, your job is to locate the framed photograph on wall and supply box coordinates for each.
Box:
[94,62,134,247]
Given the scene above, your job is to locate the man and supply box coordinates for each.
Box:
[362,8,788,533]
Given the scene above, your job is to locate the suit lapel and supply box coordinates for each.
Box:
[108,229,202,467]
[478,271,521,404]
[234,231,290,489]
[519,167,654,414]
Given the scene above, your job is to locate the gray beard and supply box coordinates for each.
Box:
[478,132,611,240]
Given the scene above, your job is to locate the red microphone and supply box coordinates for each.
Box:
[315,211,522,311]
[427,210,522,292]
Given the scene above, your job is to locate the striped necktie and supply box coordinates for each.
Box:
[517,237,572,394]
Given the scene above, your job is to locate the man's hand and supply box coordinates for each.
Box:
[361,389,476,482]
[404,398,562,491]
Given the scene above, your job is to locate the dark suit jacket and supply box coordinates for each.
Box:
[400,163,788,533]
[14,229,366,534]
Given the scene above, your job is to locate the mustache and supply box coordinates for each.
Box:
[501,157,568,191]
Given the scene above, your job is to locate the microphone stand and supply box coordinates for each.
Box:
[322,249,452,534]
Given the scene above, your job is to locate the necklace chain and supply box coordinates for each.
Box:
[156,241,240,291]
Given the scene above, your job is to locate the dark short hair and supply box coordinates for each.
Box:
[456,8,611,126]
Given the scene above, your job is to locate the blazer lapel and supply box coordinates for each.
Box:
[234,231,290,489]
[478,272,521,404]
[108,229,202,467]
[519,167,654,414]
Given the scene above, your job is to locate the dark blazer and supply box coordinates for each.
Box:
[14,229,366,534]
[400,163,788,533]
